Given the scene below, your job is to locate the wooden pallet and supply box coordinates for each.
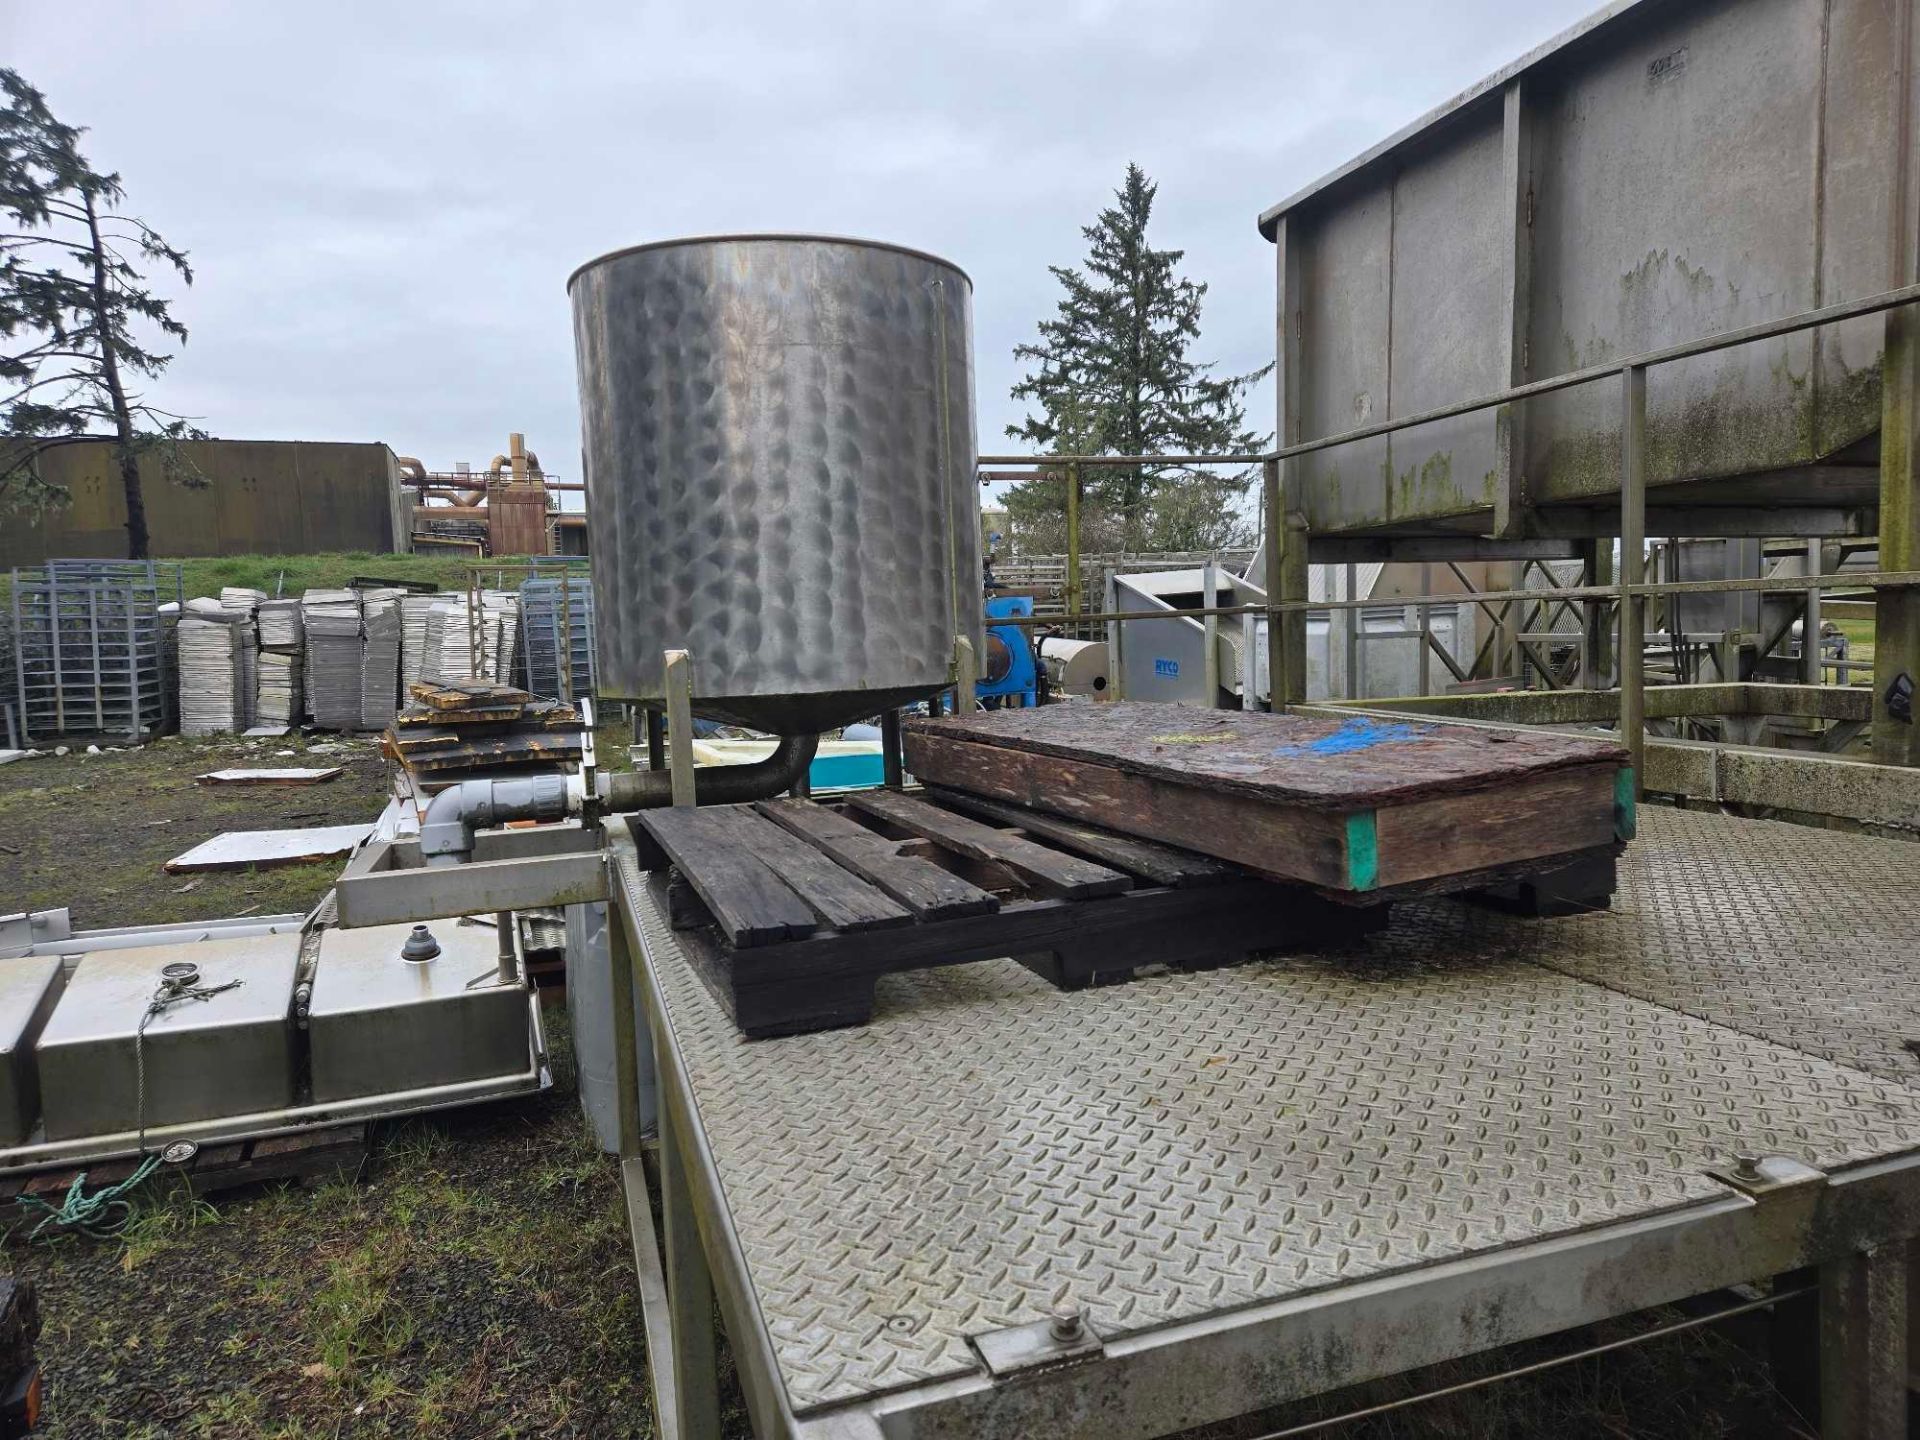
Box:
[0,1124,368,1203]
[631,792,1388,1038]
[903,703,1633,898]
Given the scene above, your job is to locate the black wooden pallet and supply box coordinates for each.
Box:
[0,1124,368,1204]
[630,790,1392,1038]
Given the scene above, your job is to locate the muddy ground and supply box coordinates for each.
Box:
[0,732,389,931]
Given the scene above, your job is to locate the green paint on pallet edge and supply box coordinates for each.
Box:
[1344,810,1379,891]
[1614,767,1637,841]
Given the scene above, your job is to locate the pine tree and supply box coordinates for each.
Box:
[0,69,205,557]
[1004,164,1269,555]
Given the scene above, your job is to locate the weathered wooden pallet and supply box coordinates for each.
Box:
[0,1124,368,1203]
[903,703,1634,898]
[631,792,1386,1038]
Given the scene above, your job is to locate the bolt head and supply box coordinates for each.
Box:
[1048,1305,1084,1343]
[1733,1153,1762,1179]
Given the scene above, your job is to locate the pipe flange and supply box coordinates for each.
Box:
[400,925,441,963]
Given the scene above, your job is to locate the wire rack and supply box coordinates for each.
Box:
[516,573,594,703]
[9,560,181,743]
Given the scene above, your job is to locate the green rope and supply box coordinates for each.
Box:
[13,969,241,1243]
[14,1154,162,1241]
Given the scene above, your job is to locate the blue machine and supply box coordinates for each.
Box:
[978,595,1039,708]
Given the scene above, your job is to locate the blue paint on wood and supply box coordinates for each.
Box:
[1273,717,1430,758]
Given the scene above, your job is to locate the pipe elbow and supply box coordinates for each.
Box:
[601,733,819,812]
[419,775,571,867]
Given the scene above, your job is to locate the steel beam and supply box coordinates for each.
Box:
[659,1049,722,1440]
[1327,682,1871,724]
[1878,0,1920,767]
[621,1156,683,1440]
[614,853,812,1440]
[1065,461,1082,622]
[1581,538,1613,688]
[1819,1243,1909,1439]
[1526,506,1873,539]
[814,1162,1920,1440]
[1620,365,1649,797]
[332,846,608,928]
[880,710,904,789]
[1308,536,1582,564]
[1493,76,1532,539]
[1805,538,1825,685]
[1299,700,1920,829]
[610,888,644,1157]
[1270,215,1310,710]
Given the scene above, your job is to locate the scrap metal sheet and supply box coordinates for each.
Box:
[163,824,371,873]
[618,825,1920,1413]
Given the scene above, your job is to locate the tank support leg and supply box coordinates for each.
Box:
[1819,1243,1908,1439]
[646,708,666,772]
[881,710,905,789]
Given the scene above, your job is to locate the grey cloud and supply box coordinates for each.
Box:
[6,0,1596,476]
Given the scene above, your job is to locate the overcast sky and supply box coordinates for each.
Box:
[7,0,1596,494]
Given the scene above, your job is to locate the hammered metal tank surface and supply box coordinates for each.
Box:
[569,235,981,734]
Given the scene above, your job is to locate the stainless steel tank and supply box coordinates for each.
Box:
[1257,0,1894,537]
[569,234,982,734]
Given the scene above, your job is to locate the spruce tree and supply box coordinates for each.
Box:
[1004,164,1269,555]
[0,69,205,557]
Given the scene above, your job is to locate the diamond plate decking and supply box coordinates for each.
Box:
[1501,806,1920,1084]
[616,805,1920,1414]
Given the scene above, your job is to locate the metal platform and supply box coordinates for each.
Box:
[1501,805,1920,1085]
[607,806,1920,1439]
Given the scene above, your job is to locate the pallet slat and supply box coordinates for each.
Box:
[923,788,1236,888]
[755,800,999,922]
[697,807,913,934]
[637,808,819,947]
[847,791,1131,899]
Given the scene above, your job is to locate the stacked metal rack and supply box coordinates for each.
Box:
[517,572,594,702]
[8,560,181,744]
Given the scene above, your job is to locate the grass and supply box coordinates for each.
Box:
[0,731,388,930]
[18,1016,656,1439]
[1832,616,1873,664]
[168,551,563,600]
[0,550,585,609]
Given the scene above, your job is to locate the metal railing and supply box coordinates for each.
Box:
[982,277,1920,789]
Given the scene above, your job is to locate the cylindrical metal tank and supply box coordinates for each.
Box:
[569,235,981,734]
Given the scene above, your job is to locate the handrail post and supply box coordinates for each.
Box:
[1065,461,1082,628]
[1262,458,1284,711]
[1620,365,1647,798]
[664,649,696,808]
[1202,559,1221,707]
